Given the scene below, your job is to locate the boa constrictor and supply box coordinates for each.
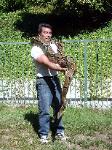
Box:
[31,37,77,119]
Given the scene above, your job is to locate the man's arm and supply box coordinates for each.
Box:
[36,54,67,72]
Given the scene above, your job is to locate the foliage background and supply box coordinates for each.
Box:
[0,0,112,99]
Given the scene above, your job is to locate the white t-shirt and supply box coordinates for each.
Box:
[31,43,58,77]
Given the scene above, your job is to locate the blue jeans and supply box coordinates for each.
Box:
[36,76,64,137]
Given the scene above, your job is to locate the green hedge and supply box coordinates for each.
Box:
[0,5,112,99]
[0,0,111,12]
[0,0,52,11]
[0,10,112,80]
[1,40,111,99]
[64,40,112,98]
[0,44,34,79]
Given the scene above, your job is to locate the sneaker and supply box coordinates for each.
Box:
[40,135,48,144]
[55,133,67,141]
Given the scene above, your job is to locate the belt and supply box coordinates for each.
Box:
[37,75,57,79]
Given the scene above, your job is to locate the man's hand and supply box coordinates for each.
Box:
[56,64,67,73]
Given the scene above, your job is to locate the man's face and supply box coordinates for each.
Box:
[39,27,52,43]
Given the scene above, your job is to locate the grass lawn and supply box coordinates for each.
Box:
[0,103,112,150]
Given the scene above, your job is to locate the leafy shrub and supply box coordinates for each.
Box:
[53,0,111,13]
[0,0,25,11]
[0,44,34,79]
[0,0,53,12]
[1,0,112,12]
[0,6,112,99]
[63,39,112,99]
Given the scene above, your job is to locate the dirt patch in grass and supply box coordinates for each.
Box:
[71,132,112,150]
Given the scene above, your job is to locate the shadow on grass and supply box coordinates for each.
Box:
[14,3,112,38]
[24,111,56,138]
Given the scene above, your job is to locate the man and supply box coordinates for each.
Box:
[31,23,67,143]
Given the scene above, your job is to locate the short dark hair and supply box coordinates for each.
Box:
[38,23,52,34]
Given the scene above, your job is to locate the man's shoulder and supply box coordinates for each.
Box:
[31,45,43,53]
[31,46,44,59]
